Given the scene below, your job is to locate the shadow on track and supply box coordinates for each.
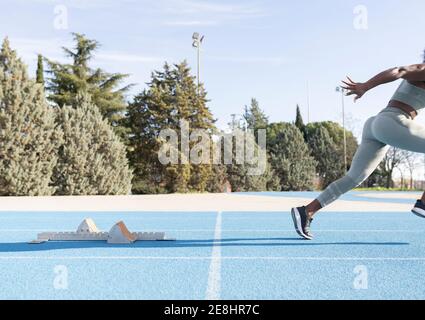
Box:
[0,238,410,252]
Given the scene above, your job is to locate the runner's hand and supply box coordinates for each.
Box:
[341,76,368,102]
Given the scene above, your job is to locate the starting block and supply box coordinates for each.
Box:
[29,218,175,244]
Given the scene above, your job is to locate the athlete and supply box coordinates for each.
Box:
[291,63,425,240]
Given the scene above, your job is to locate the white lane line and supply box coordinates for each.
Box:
[0,229,423,233]
[0,256,424,261]
[205,211,222,300]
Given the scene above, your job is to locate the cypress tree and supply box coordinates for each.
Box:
[295,104,305,133]
[0,38,61,196]
[36,54,44,87]
[53,93,132,195]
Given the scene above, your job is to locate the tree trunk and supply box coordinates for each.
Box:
[386,170,393,189]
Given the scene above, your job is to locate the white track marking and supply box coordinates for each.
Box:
[205,211,222,300]
[1,229,423,233]
[0,256,425,261]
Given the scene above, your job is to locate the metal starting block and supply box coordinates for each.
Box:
[29,218,175,244]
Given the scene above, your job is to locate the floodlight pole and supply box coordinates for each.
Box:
[192,33,204,95]
[336,86,348,173]
[197,42,200,91]
[307,80,311,123]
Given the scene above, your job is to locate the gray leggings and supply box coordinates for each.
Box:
[317,107,425,207]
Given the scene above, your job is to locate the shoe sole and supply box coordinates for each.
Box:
[291,207,313,240]
[412,207,425,218]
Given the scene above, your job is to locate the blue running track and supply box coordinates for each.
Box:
[0,192,424,300]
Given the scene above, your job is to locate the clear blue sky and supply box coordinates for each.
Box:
[2,0,425,136]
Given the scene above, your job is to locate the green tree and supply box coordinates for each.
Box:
[225,103,279,192]
[45,33,132,137]
[243,98,268,133]
[127,62,216,194]
[361,168,387,188]
[224,133,279,192]
[53,93,132,195]
[206,163,228,193]
[0,38,61,196]
[378,147,407,189]
[226,161,278,192]
[305,124,343,188]
[267,123,317,191]
[295,104,305,134]
[36,54,44,87]
[313,121,358,171]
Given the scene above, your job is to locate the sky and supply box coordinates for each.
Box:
[2,0,425,178]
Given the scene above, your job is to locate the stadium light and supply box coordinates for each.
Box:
[192,32,204,94]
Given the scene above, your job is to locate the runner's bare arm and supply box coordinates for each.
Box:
[341,64,425,102]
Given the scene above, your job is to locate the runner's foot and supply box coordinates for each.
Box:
[291,206,313,240]
[412,199,425,218]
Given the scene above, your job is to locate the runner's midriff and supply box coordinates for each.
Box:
[387,100,418,119]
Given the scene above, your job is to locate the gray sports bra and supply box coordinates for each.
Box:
[391,80,425,112]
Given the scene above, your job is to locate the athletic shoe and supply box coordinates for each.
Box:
[291,206,313,240]
[412,199,425,218]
